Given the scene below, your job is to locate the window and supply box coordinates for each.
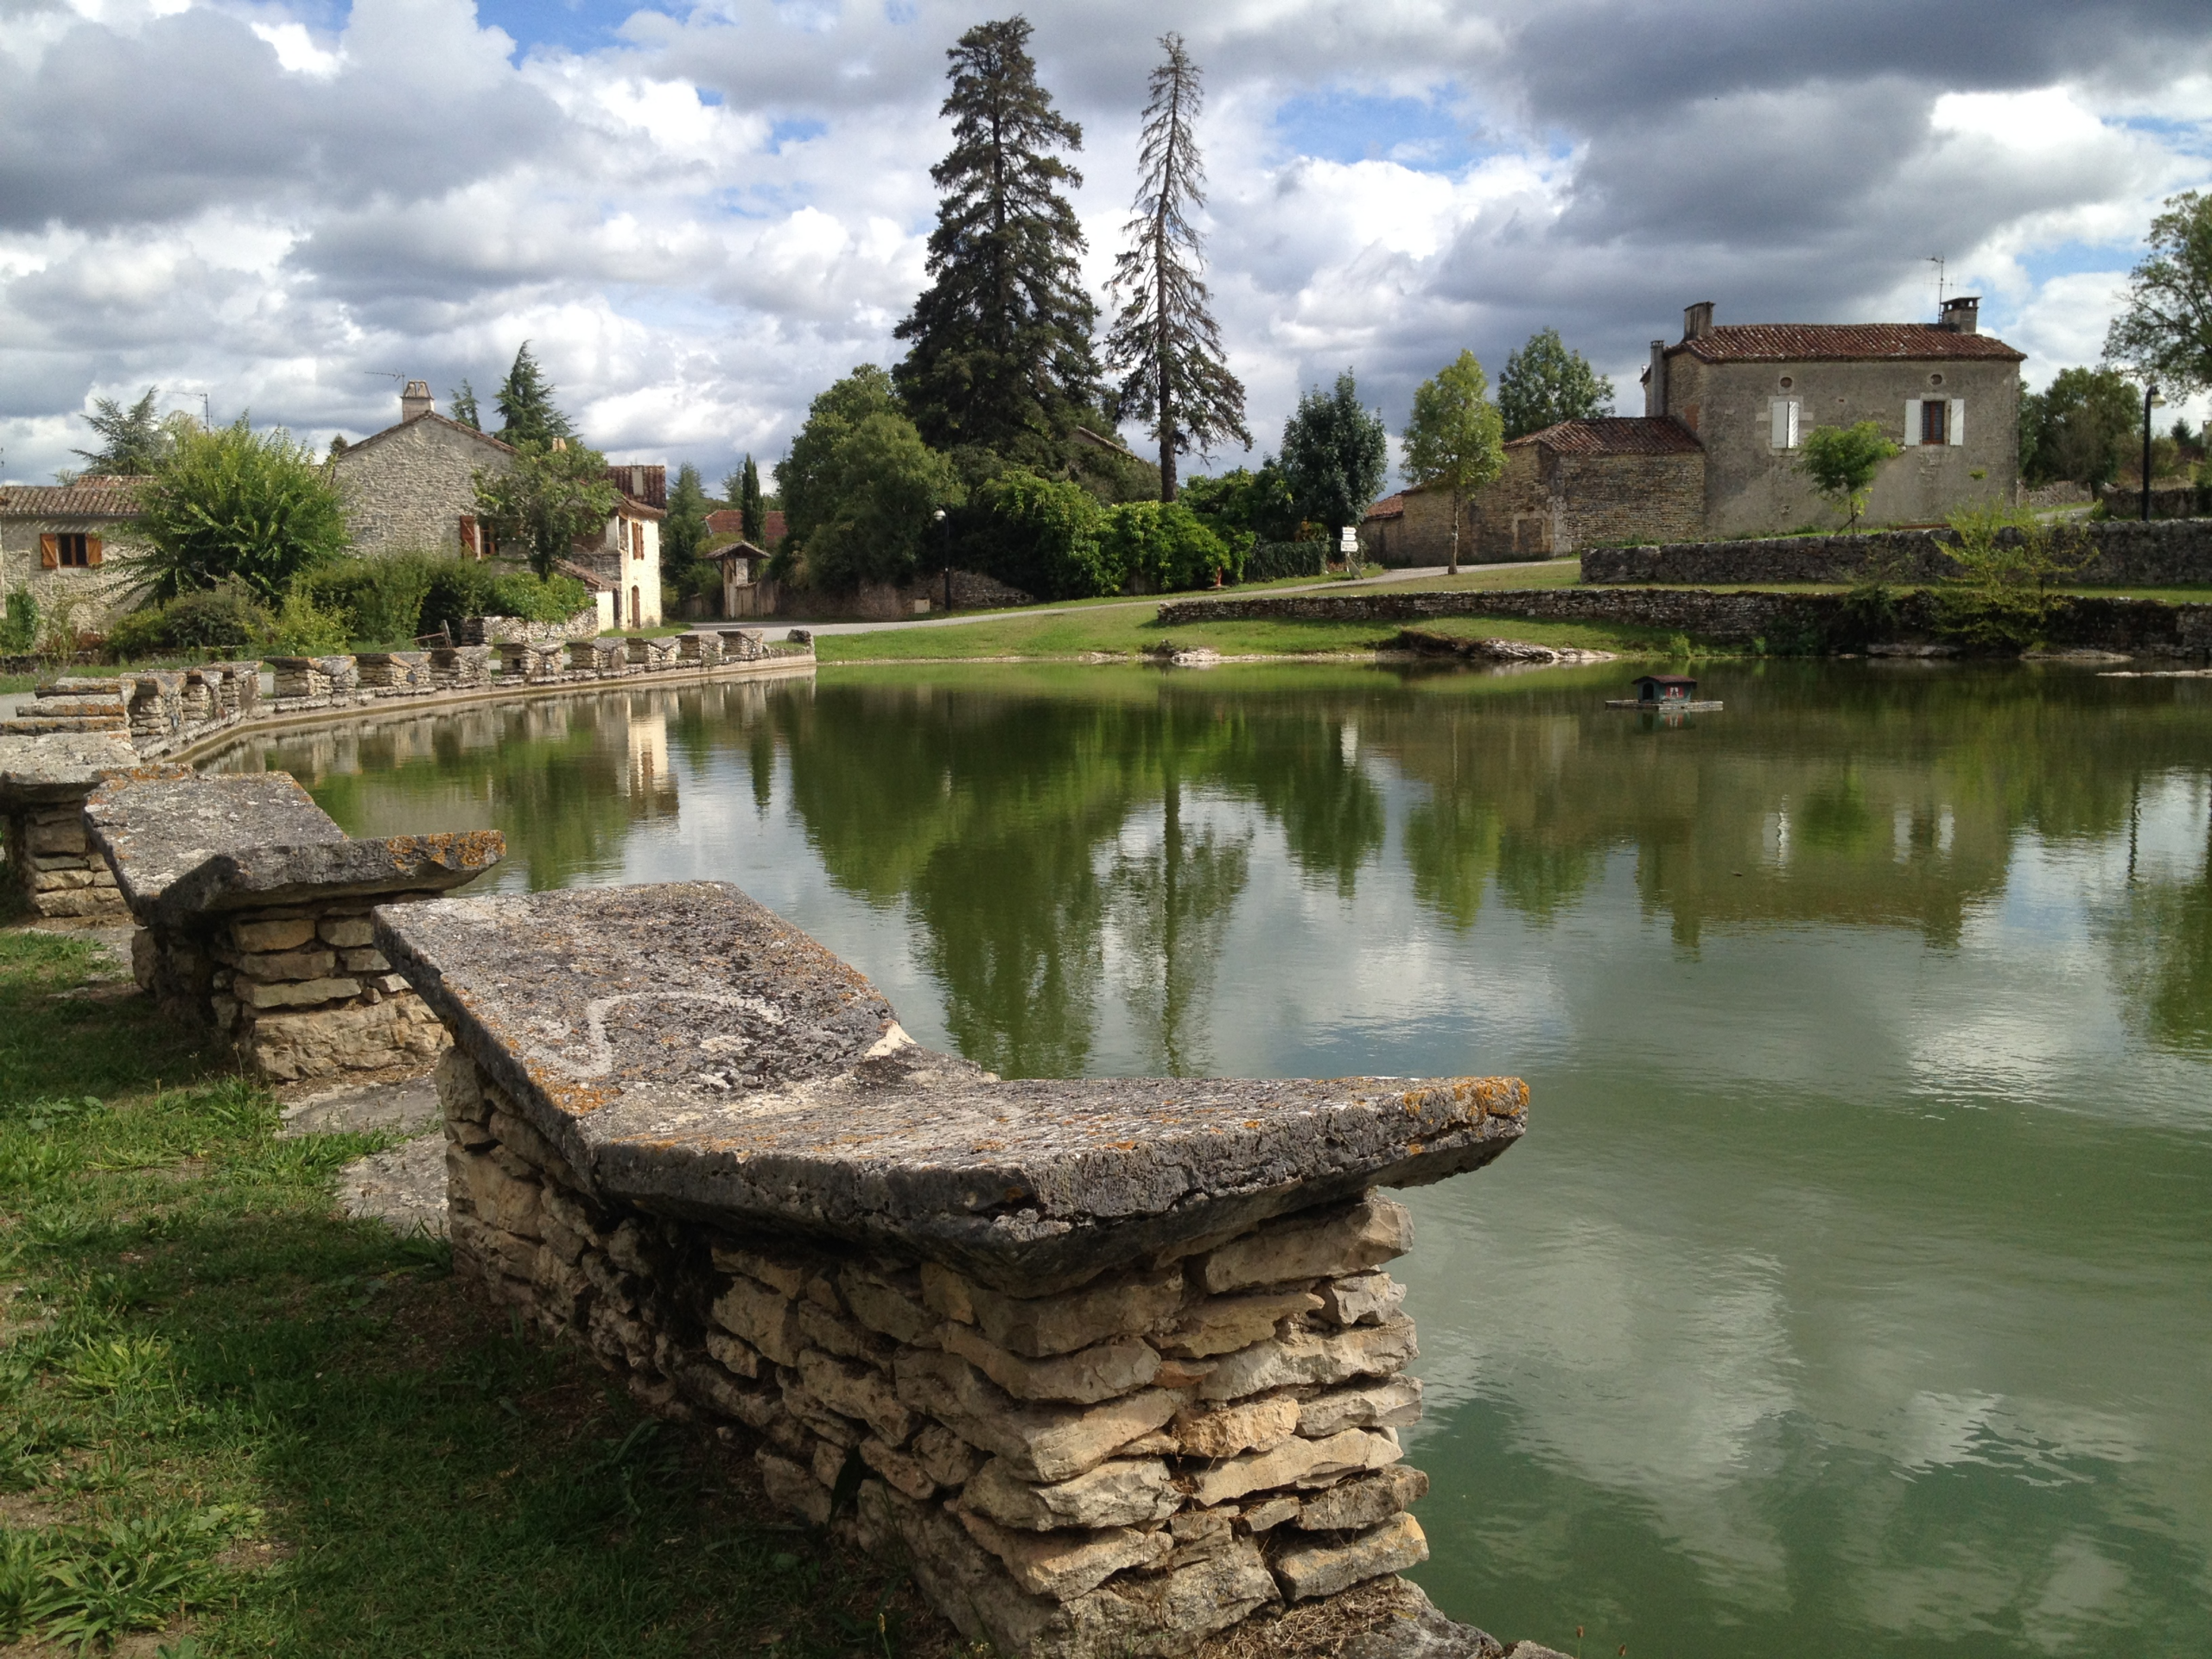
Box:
[1921,399,1948,445]
[1905,397,1966,448]
[1770,398,1801,449]
[39,532,99,569]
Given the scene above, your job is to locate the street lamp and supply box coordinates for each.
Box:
[935,508,951,613]
[2141,381,2164,522]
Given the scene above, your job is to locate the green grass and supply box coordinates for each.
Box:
[0,929,956,1658]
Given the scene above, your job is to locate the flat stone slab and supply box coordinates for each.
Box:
[280,1073,442,1138]
[86,770,505,922]
[375,882,1525,1291]
[0,731,140,806]
[335,1132,449,1236]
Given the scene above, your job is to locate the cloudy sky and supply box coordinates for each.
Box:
[2,0,2208,490]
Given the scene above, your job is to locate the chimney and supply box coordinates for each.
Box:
[1940,295,1980,334]
[400,379,434,422]
[1646,340,1669,416]
[1682,301,1715,341]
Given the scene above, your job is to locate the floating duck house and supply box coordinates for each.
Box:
[1634,674,1697,703]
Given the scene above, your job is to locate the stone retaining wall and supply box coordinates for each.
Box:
[374,880,1530,1658]
[1155,586,2212,657]
[0,730,140,921]
[1580,516,2212,587]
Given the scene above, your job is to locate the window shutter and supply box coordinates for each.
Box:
[1787,401,1799,448]
[1770,399,1789,448]
[459,513,477,556]
[1903,400,1922,447]
[1948,399,1965,446]
[86,535,103,567]
[39,533,58,569]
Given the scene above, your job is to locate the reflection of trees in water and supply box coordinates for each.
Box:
[1109,770,1253,1076]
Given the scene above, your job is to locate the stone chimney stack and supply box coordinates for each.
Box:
[1645,340,1669,416]
[400,380,434,423]
[1681,301,1715,341]
[1940,296,1980,334]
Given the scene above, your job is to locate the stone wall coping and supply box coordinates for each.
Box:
[0,731,140,806]
[86,768,505,922]
[374,881,1526,1294]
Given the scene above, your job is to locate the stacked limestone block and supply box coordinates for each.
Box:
[0,678,128,737]
[718,626,770,662]
[627,635,683,671]
[356,652,431,692]
[85,768,504,1081]
[429,645,494,689]
[269,656,362,705]
[0,731,138,921]
[677,632,724,666]
[498,640,567,683]
[569,637,630,677]
[378,880,1526,1659]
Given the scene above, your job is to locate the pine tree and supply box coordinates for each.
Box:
[1496,328,1613,439]
[893,17,1100,466]
[73,388,171,475]
[740,454,766,543]
[1103,35,1248,503]
[493,343,575,448]
[664,461,711,571]
[449,378,481,431]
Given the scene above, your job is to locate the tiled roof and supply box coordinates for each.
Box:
[554,557,614,594]
[0,476,153,517]
[1671,324,2024,364]
[1510,418,1703,457]
[334,411,517,463]
[706,508,787,543]
[1363,493,1405,521]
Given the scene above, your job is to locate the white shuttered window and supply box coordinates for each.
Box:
[1903,398,1923,446]
[1770,398,1801,448]
[1948,399,1965,446]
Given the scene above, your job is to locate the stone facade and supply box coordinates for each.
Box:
[0,478,156,632]
[373,880,1530,1658]
[331,410,518,559]
[1646,299,2023,537]
[1465,422,1706,561]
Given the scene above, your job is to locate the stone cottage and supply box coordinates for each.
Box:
[0,476,156,633]
[1643,297,2023,537]
[332,382,666,626]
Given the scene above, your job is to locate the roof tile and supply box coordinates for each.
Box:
[1673,324,2024,364]
[0,477,153,518]
[1510,418,1703,457]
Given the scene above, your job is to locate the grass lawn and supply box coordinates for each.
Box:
[0,927,955,1659]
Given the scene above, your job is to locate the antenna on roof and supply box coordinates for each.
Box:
[172,390,213,429]
[1927,255,1946,311]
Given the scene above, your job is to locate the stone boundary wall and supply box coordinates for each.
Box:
[1154,587,2212,657]
[1580,516,2212,587]
[374,880,1534,1659]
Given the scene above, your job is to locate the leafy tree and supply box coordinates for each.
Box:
[781,367,904,550]
[1796,420,1899,531]
[1932,501,2092,650]
[472,441,619,580]
[1280,372,1388,548]
[962,469,1108,598]
[663,462,711,577]
[1100,499,1236,591]
[797,411,964,592]
[1402,351,1506,575]
[2020,366,2139,492]
[738,454,766,543]
[131,417,349,601]
[1180,461,1304,543]
[2104,191,2212,395]
[449,379,482,430]
[1496,328,1613,439]
[493,342,575,448]
[1102,34,1248,502]
[73,387,174,476]
[893,17,1101,467]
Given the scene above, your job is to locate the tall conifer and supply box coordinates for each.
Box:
[740,454,766,543]
[894,16,1100,465]
[1103,35,1247,502]
[494,342,575,448]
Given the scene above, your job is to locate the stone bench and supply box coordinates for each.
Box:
[356,651,432,692]
[0,730,138,920]
[497,640,567,683]
[718,626,769,662]
[677,631,725,666]
[86,770,504,1080]
[374,880,1525,1659]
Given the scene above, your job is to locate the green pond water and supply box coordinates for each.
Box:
[209,659,2212,1656]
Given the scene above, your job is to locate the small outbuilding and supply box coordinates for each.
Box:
[1633,675,1697,703]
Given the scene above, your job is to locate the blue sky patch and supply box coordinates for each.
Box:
[474,0,669,55]
[1270,89,1491,173]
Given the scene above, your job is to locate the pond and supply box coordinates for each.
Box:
[208,658,2212,1656]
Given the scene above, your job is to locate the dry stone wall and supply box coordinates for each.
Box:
[0,729,140,921]
[373,880,1529,1659]
[1580,516,2212,587]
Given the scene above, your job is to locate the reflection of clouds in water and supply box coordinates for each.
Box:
[1402,1199,1801,1602]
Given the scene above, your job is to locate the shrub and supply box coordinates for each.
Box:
[105,582,270,661]
[964,471,1112,599]
[298,554,444,645]
[261,589,351,656]
[1930,502,2093,651]
[1243,539,1326,582]
[416,563,589,638]
[1100,501,1238,593]
[130,417,348,600]
[0,592,36,653]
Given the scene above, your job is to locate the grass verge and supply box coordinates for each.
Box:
[0,928,957,1658]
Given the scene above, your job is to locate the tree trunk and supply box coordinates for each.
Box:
[1447,486,1461,576]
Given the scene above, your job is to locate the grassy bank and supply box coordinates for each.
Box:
[0,928,950,1659]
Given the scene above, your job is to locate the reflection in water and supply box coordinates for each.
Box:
[209,661,2212,1656]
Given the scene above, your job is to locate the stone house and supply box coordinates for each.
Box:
[332,382,666,626]
[0,476,156,633]
[1643,297,2023,537]
[1469,419,1706,561]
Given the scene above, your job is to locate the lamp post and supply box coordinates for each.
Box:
[936,508,951,613]
[2142,381,2161,523]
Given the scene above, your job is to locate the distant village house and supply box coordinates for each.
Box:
[0,476,154,632]
[1365,297,2024,563]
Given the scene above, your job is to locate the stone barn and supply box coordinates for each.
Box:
[1466,418,1707,561]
